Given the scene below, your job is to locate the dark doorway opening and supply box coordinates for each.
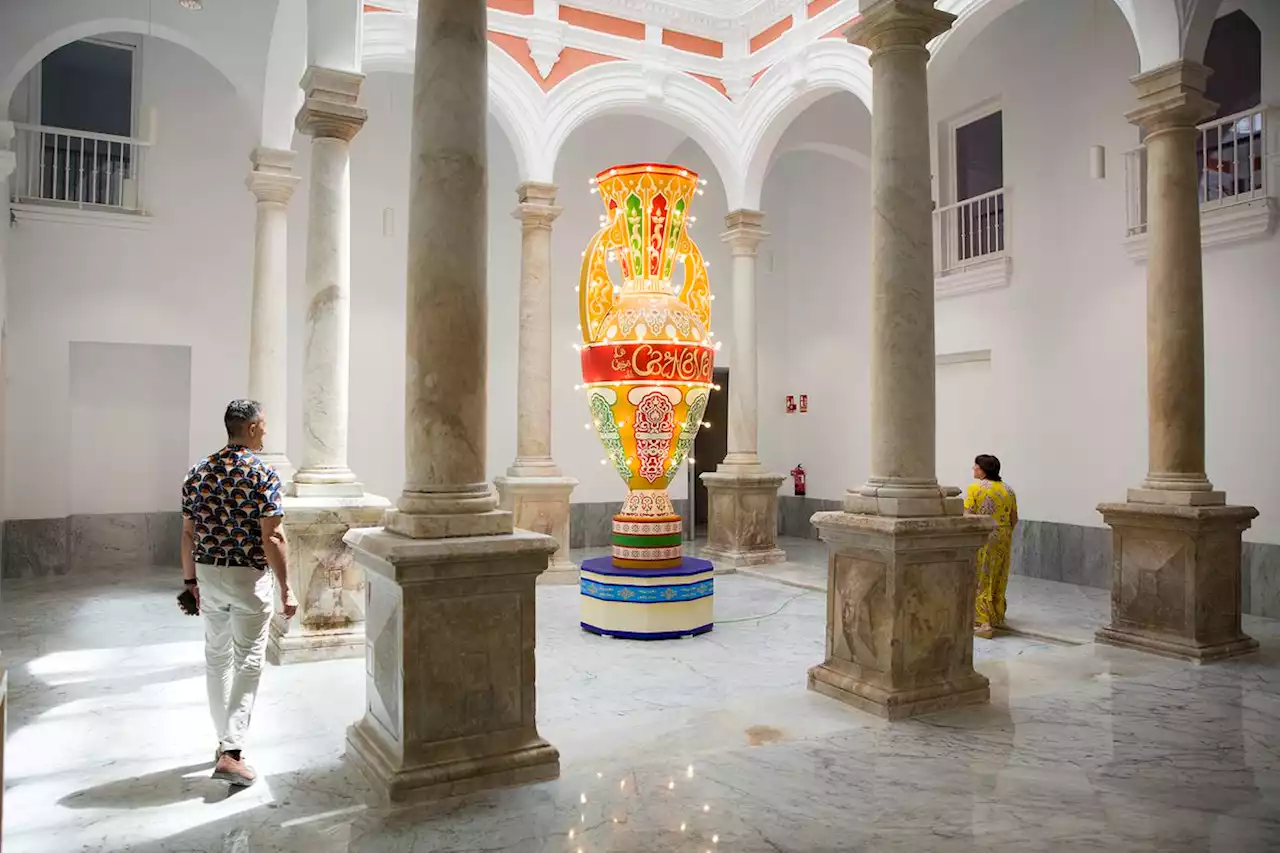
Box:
[692,368,729,537]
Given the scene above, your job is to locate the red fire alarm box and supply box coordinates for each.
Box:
[785,395,797,414]
[799,394,808,413]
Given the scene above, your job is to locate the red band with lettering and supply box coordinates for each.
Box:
[582,342,715,385]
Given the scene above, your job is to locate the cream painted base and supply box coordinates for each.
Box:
[1096,501,1259,663]
[700,471,786,568]
[495,475,578,584]
[808,511,994,720]
[342,527,561,804]
[267,493,391,665]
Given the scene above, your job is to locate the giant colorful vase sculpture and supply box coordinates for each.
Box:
[578,163,716,639]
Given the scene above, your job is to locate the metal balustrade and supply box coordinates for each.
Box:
[933,187,1006,275]
[1125,106,1270,236]
[10,123,150,214]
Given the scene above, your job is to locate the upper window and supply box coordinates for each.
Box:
[39,39,135,137]
[954,110,1003,202]
[1203,11,1261,121]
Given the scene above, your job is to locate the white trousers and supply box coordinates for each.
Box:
[196,562,274,752]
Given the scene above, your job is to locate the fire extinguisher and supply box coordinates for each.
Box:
[790,464,806,497]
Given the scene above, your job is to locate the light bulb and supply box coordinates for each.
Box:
[574,285,580,292]
[713,384,721,391]
[600,459,607,465]
[580,793,588,804]
[703,421,711,428]
[710,294,716,301]
[688,457,696,463]
[590,188,598,194]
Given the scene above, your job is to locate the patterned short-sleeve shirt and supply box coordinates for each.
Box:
[181,446,284,569]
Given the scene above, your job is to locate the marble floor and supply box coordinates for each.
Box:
[2,537,1278,852]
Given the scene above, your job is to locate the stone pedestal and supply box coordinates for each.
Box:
[495,475,578,583]
[267,493,391,664]
[343,527,560,804]
[1096,502,1259,662]
[808,511,994,719]
[700,471,786,567]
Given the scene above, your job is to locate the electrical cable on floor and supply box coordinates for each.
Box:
[714,589,814,625]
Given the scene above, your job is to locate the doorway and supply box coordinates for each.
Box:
[692,367,729,536]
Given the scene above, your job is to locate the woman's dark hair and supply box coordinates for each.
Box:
[974,454,1002,481]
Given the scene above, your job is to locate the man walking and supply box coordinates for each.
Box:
[180,399,297,787]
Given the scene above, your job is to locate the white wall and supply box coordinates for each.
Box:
[68,342,191,515]
[5,36,256,519]
[757,91,874,499]
[925,0,1280,542]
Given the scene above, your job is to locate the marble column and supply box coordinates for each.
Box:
[271,68,390,665]
[292,66,365,498]
[246,147,298,486]
[495,182,578,584]
[344,0,559,804]
[1096,61,1259,662]
[808,0,994,720]
[701,209,786,567]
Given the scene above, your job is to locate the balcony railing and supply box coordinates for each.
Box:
[10,123,151,214]
[1126,106,1271,236]
[934,187,1006,276]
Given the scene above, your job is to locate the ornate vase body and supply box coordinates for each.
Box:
[577,163,716,639]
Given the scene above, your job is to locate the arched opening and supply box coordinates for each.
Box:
[1198,10,1264,203]
[754,91,872,510]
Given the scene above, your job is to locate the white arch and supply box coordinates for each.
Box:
[487,44,547,184]
[932,0,1219,75]
[0,17,261,124]
[738,39,873,210]
[537,61,743,207]
[261,0,308,150]
[356,41,543,182]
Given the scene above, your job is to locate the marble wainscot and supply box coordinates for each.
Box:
[268,493,390,664]
[343,526,561,804]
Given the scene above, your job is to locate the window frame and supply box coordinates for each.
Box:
[30,35,142,138]
[944,97,1004,207]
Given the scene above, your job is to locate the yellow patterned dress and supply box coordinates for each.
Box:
[965,479,1018,627]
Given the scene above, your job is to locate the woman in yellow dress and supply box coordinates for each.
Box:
[964,454,1018,639]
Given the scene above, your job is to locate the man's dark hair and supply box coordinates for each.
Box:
[224,399,263,437]
[974,454,1002,482]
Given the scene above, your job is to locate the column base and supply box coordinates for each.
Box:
[255,451,295,488]
[346,717,559,806]
[1096,500,1259,664]
[267,493,391,665]
[808,662,991,721]
[341,526,561,804]
[494,474,578,584]
[288,479,366,499]
[807,510,995,720]
[699,471,786,568]
[844,481,964,518]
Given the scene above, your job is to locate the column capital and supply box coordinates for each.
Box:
[721,209,769,256]
[247,147,300,204]
[846,0,955,56]
[1126,60,1216,135]
[295,66,367,141]
[513,182,562,228]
